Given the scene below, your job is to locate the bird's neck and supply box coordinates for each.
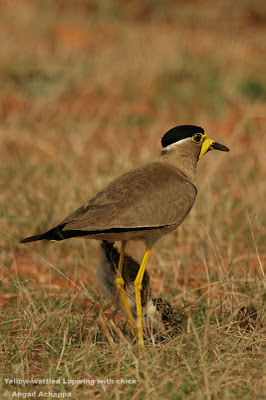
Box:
[159,146,199,186]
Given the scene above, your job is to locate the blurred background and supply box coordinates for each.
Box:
[1,0,265,294]
[0,1,265,396]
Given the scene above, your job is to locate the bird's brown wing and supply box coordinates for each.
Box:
[61,161,196,232]
[20,161,196,243]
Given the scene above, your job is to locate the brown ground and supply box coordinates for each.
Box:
[0,1,265,399]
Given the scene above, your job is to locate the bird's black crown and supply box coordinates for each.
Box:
[161,125,204,148]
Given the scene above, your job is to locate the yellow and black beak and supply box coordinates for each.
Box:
[199,135,230,159]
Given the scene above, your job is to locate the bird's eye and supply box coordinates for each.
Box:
[192,133,203,143]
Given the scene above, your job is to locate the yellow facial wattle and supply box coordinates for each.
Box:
[199,134,215,159]
[198,134,230,159]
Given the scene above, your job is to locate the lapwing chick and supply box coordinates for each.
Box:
[97,241,173,338]
[20,125,229,346]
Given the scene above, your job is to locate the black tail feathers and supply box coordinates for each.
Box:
[20,225,67,243]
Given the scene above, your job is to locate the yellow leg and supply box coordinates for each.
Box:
[115,241,137,336]
[134,246,152,347]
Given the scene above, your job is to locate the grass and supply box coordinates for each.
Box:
[0,1,265,399]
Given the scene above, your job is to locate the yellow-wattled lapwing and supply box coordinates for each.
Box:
[20,125,229,346]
